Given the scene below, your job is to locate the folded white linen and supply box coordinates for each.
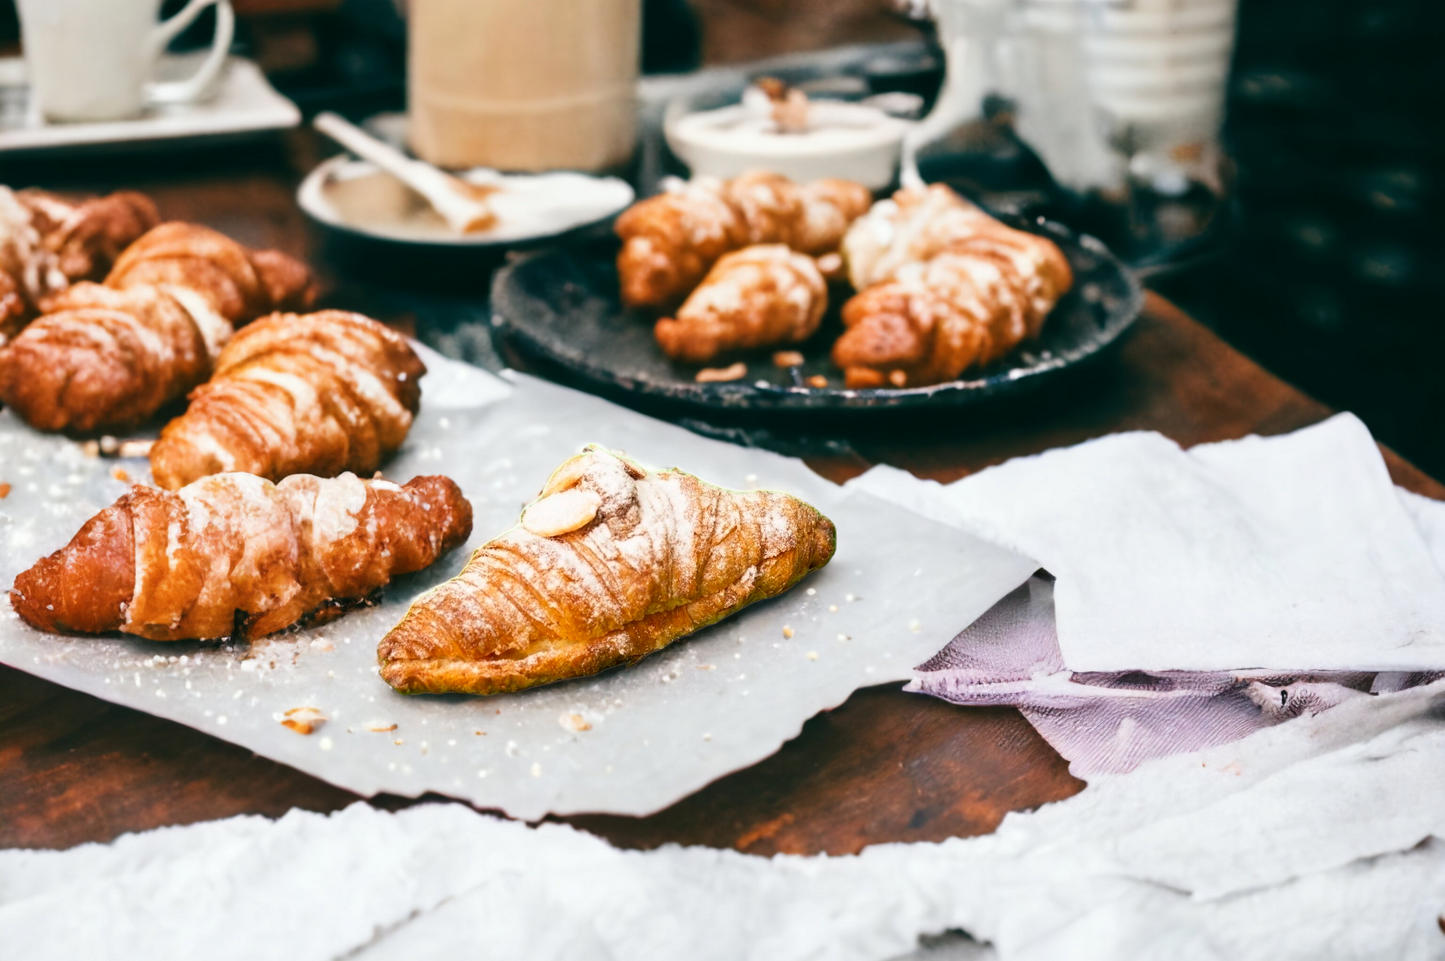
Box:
[4,680,1442,961]
[849,413,1445,672]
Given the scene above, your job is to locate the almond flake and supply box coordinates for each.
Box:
[523,488,602,537]
[281,707,325,735]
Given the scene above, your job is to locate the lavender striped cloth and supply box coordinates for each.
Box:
[911,576,1442,775]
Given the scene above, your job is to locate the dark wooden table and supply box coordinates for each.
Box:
[2,133,1441,855]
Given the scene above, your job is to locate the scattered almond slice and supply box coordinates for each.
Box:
[696,362,747,383]
[805,374,829,389]
[366,722,398,733]
[782,625,794,638]
[558,713,592,732]
[523,487,602,537]
[111,467,129,482]
[815,251,844,279]
[118,439,154,458]
[281,707,325,735]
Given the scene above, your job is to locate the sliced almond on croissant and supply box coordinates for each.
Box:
[523,488,601,537]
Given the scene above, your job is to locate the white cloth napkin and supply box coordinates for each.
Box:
[849,413,1445,672]
[4,679,1443,961]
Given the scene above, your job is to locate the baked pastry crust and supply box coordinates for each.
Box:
[105,222,315,324]
[0,222,316,432]
[378,447,837,695]
[149,310,425,490]
[0,282,230,432]
[833,185,1073,388]
[11,472,472,642]
[615,171,871,310]
[0,187,159,341]
[654,244,827,363]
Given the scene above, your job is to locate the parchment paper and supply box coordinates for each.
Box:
[0,352,1034,819]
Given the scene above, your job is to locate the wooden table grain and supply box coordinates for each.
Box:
[1,134,1440,854]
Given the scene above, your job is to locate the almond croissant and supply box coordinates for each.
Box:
[148,310,425,490]
[11,472,472,641]
[105,222,315,324]
[653,244,827,363]
[0,282,231,432]
[615,171,871,309]
[378,446,837,696]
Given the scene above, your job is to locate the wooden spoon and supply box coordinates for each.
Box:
[313,112,497,234]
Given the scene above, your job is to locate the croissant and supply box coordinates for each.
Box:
[148,310,425,490]
[654,244,827,363]
[841,184,1071,292]
[11,472,472,642]
[22,188,162,290]
[105,222,315,324]
[832,238,1072,389]
[378,446,837,695]
[0,187,160,341]
[0,282,231,432]
[0,221,317,432]
[832,185,1073,388]
[615,171,871,309]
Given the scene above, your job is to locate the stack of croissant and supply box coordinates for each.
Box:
[8,185,837,706]
[4,184,471,646]
[616,174,1073,388]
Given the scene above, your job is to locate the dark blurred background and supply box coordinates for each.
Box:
[0,0,1438,476]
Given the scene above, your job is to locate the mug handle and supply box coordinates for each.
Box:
[145,0,235,106]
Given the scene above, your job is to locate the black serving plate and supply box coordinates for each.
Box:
[490,218,1143,415]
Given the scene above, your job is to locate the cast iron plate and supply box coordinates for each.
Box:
[489,219,1142,414]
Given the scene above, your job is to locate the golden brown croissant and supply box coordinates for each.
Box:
[11,472,472,641]
[841,184,1072,292]
[654,244,827,363]
[378,446,837,695]
[22,188,161,289]
[0,219,318,432]
[105,222,315,324]
[615,171,871,309]
[832,185,1073,388]
[833,240,1073,388]
[0,281,231,432]
[0,187,160,341]
[149,310,425,490]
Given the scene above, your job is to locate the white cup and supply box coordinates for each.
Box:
[17,0,235,123]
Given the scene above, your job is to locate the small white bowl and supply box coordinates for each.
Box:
[664,98,911,191]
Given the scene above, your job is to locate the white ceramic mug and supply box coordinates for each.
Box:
[17,0,235,123]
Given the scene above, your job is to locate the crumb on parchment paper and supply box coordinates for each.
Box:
[281,707,325,735]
